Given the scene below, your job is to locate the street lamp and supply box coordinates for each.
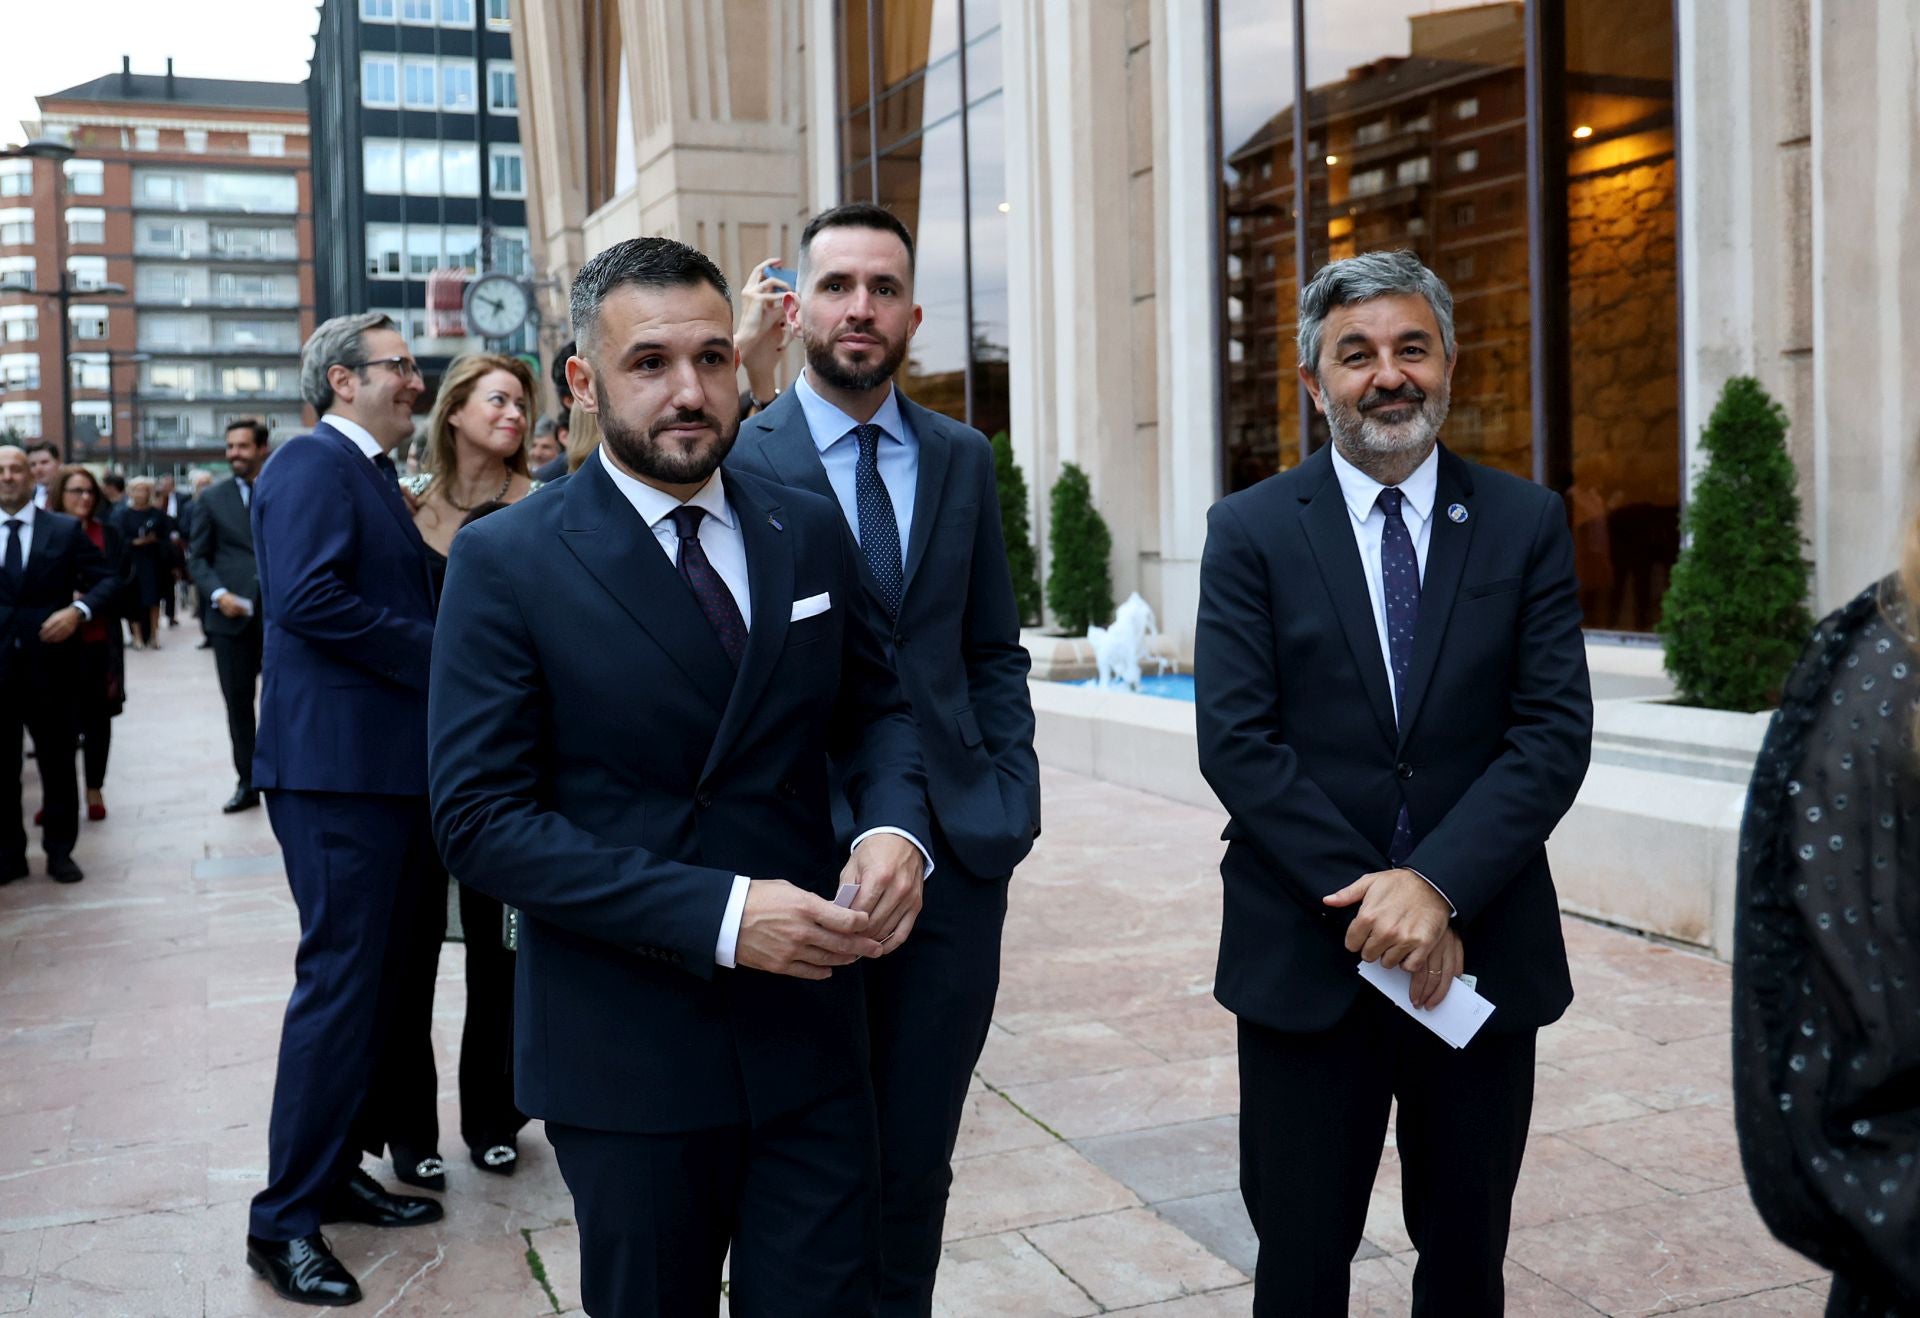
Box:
[0,137,127,455]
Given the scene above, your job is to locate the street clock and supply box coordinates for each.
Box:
[463,272,534,340]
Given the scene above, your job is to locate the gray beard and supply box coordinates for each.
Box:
[1325,386,1450,465]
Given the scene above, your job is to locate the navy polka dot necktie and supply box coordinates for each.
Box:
[852,424,904,619]
[1378,487,1420,865]
[667,505,748,669]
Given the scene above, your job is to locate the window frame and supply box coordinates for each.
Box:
[487,61,519,113]
[402,57,439,110]
[361,55,400,108]
[488,143,525,197]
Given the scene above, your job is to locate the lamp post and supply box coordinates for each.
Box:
[0,138,126,454]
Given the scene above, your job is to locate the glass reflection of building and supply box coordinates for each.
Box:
[836,1,1008,442]
[1220,0,1679,632]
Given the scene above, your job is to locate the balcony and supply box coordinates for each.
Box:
[137,340,302,357]
[135,290,301,310]
[135,240,300,264]
[138,385,303,403]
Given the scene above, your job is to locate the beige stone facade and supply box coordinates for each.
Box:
[509,0,1912,646]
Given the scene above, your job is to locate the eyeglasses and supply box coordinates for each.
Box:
[342,356,424,381]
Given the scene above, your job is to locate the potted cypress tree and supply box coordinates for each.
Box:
[1658,375,1812,710]
[1046,461,1114,635]
[991,431,1042,626]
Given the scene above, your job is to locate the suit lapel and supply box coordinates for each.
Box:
[19,513,57,594]
[559,458,735,716]
[222,479,254,549]
[1296,451,1398,750]
[897,397,950,590]
[1395,448,1475,749]
[700,474,792,780]
[315,421,426,552]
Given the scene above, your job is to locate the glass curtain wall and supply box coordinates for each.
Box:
[1217,0,1678,632]
[836,0,1007,438]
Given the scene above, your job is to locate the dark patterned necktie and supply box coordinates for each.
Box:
[667,505,747,669]
[2,519,20,588]
[852,424,904,619]
[1378,487,1420,866]
[373,452,402,496]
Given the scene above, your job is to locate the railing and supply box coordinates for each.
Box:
[136,340,302,356]
[134,290,301,309]
[133,241,299,262]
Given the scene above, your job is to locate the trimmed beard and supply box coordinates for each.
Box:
[802,323,910,393]
[595,382,738,487]
[1323,380,1450,461]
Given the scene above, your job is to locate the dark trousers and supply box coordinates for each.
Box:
[867,854,1008,1317]
[546,1079,880,1318]
[1239,995,1538,1317]
[249,790,435,1242]
[74,640,113,791]
[209,625,261,790]
[1,667,80,863]
[456,881,526,1151]
[363,859,449,1165]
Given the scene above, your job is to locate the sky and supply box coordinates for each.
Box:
[0,0,319,147]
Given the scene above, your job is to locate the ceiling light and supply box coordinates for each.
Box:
[1572,125,1594,139]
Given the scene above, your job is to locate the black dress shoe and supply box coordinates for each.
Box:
[321,1169,443,1228]
[0,858,26,884]
[470,1143,519,1176]
[45,855,83,884]
[223,787,260,814]
[390,1146,447,1192]
[246,1233,362,1307]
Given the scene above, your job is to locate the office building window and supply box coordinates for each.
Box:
[366,224,405,277]
[441,62,477,111]
[364,140,404,193]
[362,55,399,107]
[488,62,518,112]
[406,227,442,277]
[404,142,441,194]
[362,0,396,18]
[440,0,473,24]
[442,143,480,197]
[486,0,510,29]
[0,163,29,197]
[488,144,524,197]
[66,207,106,246]
[62,159,104,195]
[403,58,438,109]
[400,0,434,22]
[0,209,32,246]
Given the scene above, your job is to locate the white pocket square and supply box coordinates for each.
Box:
[790,591,832,622]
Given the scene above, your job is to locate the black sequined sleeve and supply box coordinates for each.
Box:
[1733,580,1920,1305]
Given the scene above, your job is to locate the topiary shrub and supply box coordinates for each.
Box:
[1046,461,1114,635]
[1658,375,1813,710]
[991,431,1042,626]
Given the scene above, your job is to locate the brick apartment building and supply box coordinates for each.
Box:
[1,59,316,471]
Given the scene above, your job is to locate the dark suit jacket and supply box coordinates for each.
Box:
[1195,444,1593,1034]
[187,477,259,638]
[531,453,569,484]
[251,421,436,796]
[0,509,117,684]
[429,456,931,1134]
[729,389,1039,880]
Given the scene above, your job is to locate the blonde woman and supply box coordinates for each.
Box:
[1735,503,1920,1315]
[374,352,541,1192]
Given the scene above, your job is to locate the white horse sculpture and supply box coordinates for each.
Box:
[1087,591,1165,691]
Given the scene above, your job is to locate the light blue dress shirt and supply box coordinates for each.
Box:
[792,370,919,560]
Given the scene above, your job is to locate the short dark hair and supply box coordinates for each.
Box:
[224,418,269,447]
[24,440,58,461]
[569,239,731,355]
[102,472,126,494]
[797,203,916,285]
[550,339,575,406]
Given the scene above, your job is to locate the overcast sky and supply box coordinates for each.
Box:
[1,0,318,147]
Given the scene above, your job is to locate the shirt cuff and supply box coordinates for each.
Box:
[71,602,91,621]
[851,826,935,881]
[211,588,228,603]
[714,874,751,968]
[1406,866,1456,918]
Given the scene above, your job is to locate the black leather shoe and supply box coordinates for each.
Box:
[470,1143,519,1176]
[246,1233,362,1307]
[223,788,260,814]
[321,1169,443,1228]
[46,855,83,884]
[0,858,26,885]
[390,1146,447,1192]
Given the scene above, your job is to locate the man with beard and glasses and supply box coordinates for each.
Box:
[728,202,1038,1317]
[1194,249,1593,1315]
[429,235,932,1317]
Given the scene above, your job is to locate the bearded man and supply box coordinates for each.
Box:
[429,235,932,1316]
[728,202,1038,1316]
[1194,249,1594,1316]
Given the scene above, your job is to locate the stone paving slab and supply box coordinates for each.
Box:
[0,631,1831,1314]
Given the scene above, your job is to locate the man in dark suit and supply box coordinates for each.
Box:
[187,419,269,814]
[1196,250,1593,1316]
[728,202,1040,1316]
[0,445,115,884]
[432,236,932,1317]
[530,341,574,483]
[244,313,444,1307]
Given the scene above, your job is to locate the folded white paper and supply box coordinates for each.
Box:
[790,591,832,621]
[1357,960,1496,1049]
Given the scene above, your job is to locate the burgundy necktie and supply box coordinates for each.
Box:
[667,505,747,669]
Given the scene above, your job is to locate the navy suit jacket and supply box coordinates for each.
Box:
[1195,444,1593,1033]
[429,457,930,1134]
[729,389,1040,880]
[251,421,436,796]
[0,510,117,683]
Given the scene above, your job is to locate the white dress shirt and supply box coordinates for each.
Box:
[595,447,931,967]
[31,484,47,510]
[1327,443,1451,910]
[322,413,395,464]
[792,370,918,554]
[1,502,93,620]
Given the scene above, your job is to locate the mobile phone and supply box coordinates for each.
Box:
[765,263,798,291]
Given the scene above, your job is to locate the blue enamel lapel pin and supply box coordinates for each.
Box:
[1447,503,1469,524]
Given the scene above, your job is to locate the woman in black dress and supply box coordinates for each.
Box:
[115,477,173,649]
[1734,515,1920,1316]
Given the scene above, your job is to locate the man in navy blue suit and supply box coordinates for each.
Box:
[245,312,444,1307]
[728,203,1040,1315]
[431,237,933,1316]
[1196,251,1593,1315]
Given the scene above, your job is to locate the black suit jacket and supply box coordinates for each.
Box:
[1195,444,1593,1033]
[186,477,259,638]
[0,510,117,684]
[429,457,930,1133]
[729,389,1040,880]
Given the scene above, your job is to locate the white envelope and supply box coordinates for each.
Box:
[790,591,832,621]
[1357,960,1496,1049]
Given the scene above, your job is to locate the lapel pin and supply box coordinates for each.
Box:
[768,512,783,532]
[1447,503,1469,524]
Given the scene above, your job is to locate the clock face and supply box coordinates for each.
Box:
[466,275,531,339]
